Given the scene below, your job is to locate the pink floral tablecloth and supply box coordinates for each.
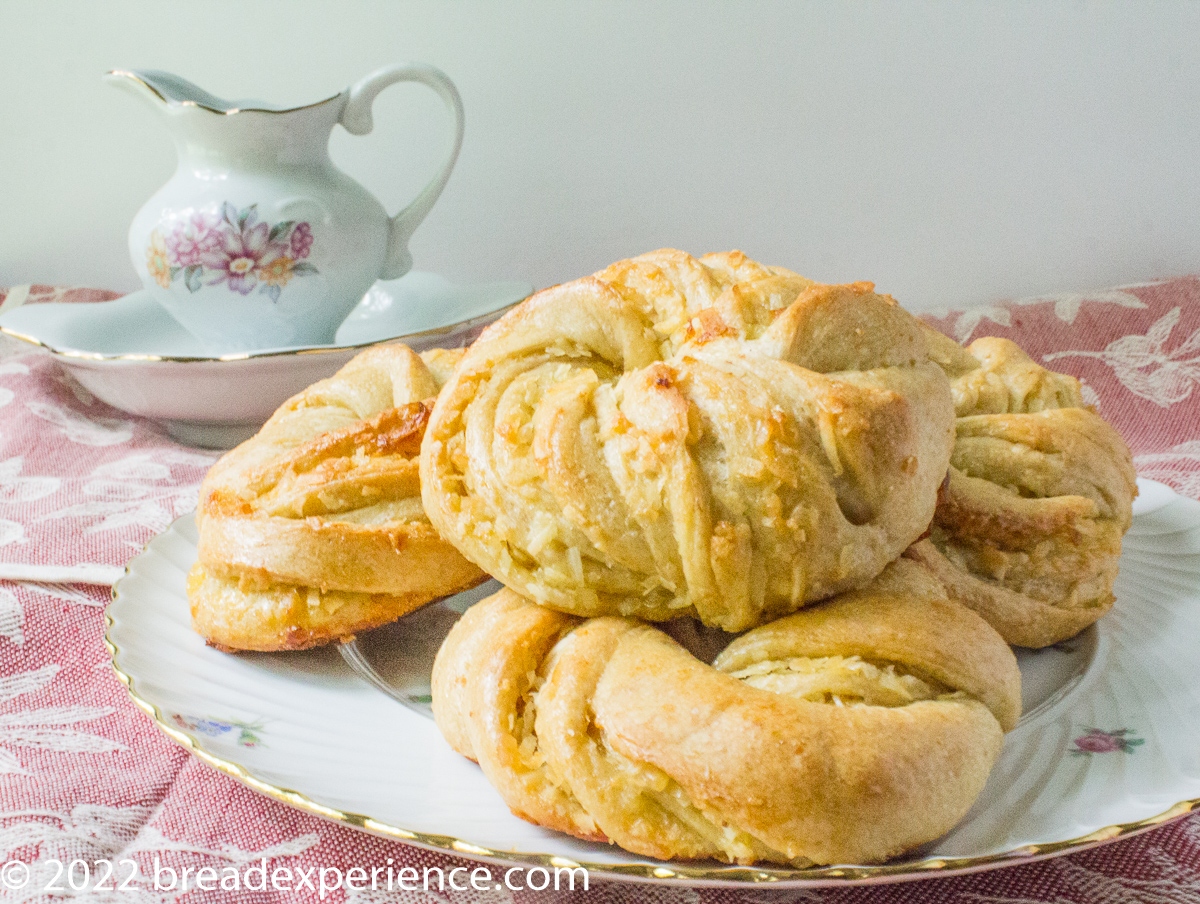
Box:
[1,278,1199,903]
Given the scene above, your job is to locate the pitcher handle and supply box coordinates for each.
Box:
[341,63,465,279]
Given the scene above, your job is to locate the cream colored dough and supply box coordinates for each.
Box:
[431,560,1021,866]
[907,330,1138,648]
[190,344,485,651]
[421,249,956,631]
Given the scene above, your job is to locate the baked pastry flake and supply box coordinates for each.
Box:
[190,344,485,651]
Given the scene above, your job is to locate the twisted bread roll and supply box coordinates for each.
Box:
[421,250,956,631]
[906,331,1137,648]
[432,560,1020,866]
[190,344,485,651]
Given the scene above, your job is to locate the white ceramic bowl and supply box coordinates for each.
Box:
[0,272,530,447]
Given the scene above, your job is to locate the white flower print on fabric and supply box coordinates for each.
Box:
[1009,289,1148,327]
[0,586,24,646]
[0,456,60,503]
[1045,308,1200,408]
[957,849,1200,903]
[935,303,1012,343]
[0,664,125,777]
[345,884,518,904]
[0,805,153,894]
[90,450,217,485]
[24,400,134,447]
[0,361,29,408]
[40,450,217,538]
[20,581,106,609]
[0,664,57,704]
[928,288,1150,342]
[1136,440,1200,500]
[0,584,102,651]
[0,749,25,776]
[0,807,320,904]
[0,518,25,547]
[1078,377,1102,412]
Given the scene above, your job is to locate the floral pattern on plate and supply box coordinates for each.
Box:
[1071,728,1145,756]
[146,203,318,302]
[172,714,265,748]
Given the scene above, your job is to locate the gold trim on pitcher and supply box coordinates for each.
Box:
[106,70,341,116]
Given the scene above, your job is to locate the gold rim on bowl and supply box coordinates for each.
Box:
[0,300,524,365]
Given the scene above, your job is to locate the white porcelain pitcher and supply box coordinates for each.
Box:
[107,65,464,352]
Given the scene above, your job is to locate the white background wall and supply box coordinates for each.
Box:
[2,1,1199,313]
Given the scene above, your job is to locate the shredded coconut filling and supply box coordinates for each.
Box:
[729,654,942,707]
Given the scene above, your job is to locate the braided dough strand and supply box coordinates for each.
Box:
[908,331,1137,647]
[190,344,485,651]
[432,559,1020,866]
[421,250,956,631]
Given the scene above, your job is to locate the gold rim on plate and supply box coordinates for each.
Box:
[103,532,1199,887]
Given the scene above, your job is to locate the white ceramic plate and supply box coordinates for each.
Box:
[105,479,1200,887]
[0,273,530,448]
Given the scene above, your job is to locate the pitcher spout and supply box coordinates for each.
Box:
[104,69,247,115]
[106,69,346,168]
[104,69,178,113]
[104,69,341,116]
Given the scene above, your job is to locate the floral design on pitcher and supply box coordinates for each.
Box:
[146,203,318,302]
[172,713,265,748]
[1070,727,1144,756]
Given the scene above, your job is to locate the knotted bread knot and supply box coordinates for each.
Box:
[190,344,484,650]
[420,249,957,631]
[431,559,1021,866]
[907,330,1138,647]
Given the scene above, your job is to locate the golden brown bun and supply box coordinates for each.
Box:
[431,560,1020,866]
[907,331,1137,648]
[187,562,457,652]
[191,344,486,651]
[421,249,955,631]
